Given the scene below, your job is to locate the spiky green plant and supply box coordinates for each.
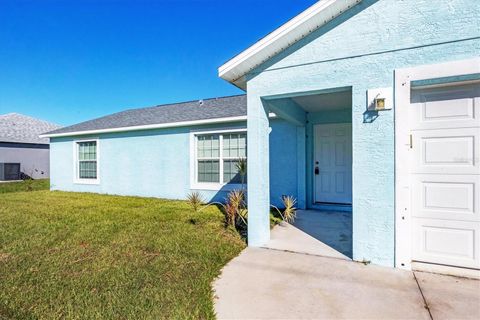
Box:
[227,190,244,210]
[186,191,204,212]
[238,208,248,223]
[226,190,247,226]
[189,188,248,231]
[193,190,247,229]
[270,196,297,223]
[281,196,297,223]
[235,158,247,190]
[224,201,237,227]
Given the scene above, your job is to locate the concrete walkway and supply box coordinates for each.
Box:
[293,209,352,258]
[214,226,480,319]
[263,222,350,260]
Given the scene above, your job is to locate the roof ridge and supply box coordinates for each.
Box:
[82,94,246,122]
[122,93,246,113]
[0,112,20,118]
[0,112,60,127]
[42,94,247,137]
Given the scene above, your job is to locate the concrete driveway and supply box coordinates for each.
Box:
[214,225,480,319]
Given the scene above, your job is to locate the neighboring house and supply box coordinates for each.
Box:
[43,0,480,275]
[0,113,60,180]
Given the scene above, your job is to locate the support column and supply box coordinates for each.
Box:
[247,95,270,247]
[296,126,307,209]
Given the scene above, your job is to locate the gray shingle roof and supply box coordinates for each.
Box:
[45,94,247,136]
[0,113,61,144]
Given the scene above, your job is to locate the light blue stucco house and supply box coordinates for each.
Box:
[43,0,480,274]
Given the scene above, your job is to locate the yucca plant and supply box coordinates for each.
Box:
[235,158,247,191]
[281,196,297,223]
[271,196,297,223]
[187,191,204,212]
[190,189,248,229]
[224,201,237,227]
[238,208,248,224]
[226,189,247,226]
[227,190,244,209]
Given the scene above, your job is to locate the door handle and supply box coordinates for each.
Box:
[315,167,320,175]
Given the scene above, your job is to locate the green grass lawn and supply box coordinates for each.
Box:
[0,188,245,319]
[0,179,49,193]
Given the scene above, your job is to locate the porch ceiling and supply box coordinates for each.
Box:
[292,90,352,112]
[264,88,352,126]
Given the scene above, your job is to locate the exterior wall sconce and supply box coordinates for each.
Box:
[375,97,386,110]
[367,87,393,111]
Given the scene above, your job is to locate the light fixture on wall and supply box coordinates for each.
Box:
[367,87,393,111]
[374,96,386,110]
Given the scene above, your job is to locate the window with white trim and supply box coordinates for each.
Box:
[195,132,246,185]
[76,141,98,180]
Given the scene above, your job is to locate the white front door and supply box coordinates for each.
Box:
[314,123,352,204]
[409,83,480,269]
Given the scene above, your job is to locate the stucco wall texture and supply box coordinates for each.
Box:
[50,119,299,208]
[245,0,480,266]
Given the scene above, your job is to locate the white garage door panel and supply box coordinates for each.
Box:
[410,84,480,130]
[409,81,480,270]
[424,98,473,119]
[412,218,479,269]
[411,128,479,174]
[411,174,479,222]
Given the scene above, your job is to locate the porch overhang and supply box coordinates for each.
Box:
[263,98,306,126]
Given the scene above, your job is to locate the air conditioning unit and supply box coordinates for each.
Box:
[0,163,21,181]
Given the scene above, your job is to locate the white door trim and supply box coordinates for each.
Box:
[394,57,480,270]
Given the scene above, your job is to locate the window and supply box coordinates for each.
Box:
[194,131,246,187]
[222,133,247,184]
[197,134,220,183]
[75,140,99,182]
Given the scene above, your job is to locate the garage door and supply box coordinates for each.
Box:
[410,83,480,269]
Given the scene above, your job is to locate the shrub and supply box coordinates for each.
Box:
[281,196,297,223]
[235,158,247,189]
[186,191,204,212]
[271,196,298,224]
[226,189,247,227]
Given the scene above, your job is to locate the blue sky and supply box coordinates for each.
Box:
[0,0,316,126]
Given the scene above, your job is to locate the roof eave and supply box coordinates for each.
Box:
[0,139,49,145]
[218,0,361,88]
[40,116,249,138]
[41,112,278,139]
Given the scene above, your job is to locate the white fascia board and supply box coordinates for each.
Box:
[40,116,248,138]
[218,0,361,89]
[40,113,277,138]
